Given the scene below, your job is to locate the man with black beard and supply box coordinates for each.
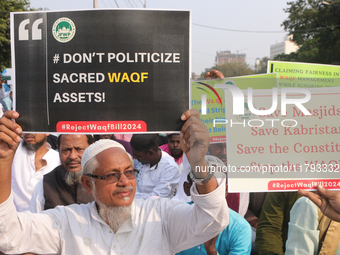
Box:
[30,134,94,212]
[11,133,61,212]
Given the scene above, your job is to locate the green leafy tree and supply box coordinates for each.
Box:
[0,0,31,71]
[279,0,340,64]
[200,62,254,79]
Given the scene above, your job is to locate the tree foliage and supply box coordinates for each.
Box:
[199,62,254,79]
[278,0,340,64]
[0,0,31,71]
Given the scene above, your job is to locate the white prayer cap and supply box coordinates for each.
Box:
[81,139,126,169]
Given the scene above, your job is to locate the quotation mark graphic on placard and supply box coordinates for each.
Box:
[18,18,43,41]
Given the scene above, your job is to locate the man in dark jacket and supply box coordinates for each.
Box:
[29,134,94,212]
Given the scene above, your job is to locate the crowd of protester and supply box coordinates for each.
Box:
[0,70,338,254]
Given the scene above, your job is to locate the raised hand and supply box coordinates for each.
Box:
[299,185,340,222]
[180,109,210,168]
[204,69,224,79]
[0,111,22,159]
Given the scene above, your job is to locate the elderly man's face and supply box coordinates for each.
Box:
[59,134,89,173]
[91,148,136,207]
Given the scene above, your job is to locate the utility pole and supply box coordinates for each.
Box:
[93,0,98,8]
[145,0,147,8]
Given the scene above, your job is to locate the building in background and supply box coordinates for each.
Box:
[215,50,246,65]
[270,35,299,59]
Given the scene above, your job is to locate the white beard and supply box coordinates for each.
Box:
[92,184,132,233]
[97,200,132,233]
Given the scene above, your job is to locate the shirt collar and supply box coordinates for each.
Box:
[42,148,56,162]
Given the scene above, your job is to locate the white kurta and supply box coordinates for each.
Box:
[134,150,180,199]
[0,174,228,255]
[29,178,45,213]
[11,140,61,212]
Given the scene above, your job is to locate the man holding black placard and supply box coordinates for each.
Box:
[0,109,229,254]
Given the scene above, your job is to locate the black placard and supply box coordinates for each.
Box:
[11,9,190,133]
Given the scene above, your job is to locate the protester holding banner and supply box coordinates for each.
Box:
[0,109,229,254]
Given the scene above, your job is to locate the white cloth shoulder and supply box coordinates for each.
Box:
[172,154,191,203]
[29,178,45,213]
[11,141,61,212]
[285,197,319,255]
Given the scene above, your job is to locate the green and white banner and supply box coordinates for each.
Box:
[268,61,340,88]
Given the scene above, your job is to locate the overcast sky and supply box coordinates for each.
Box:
[28,0,291,74]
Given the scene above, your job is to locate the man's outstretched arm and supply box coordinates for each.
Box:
[165,110,228,254]
[0,112,63,254]
[0,111,22,203]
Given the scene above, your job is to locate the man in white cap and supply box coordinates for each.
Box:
[0,109,228,254]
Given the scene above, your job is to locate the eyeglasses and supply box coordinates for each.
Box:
[85,169,139,183]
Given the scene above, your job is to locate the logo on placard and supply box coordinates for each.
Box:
[196,82,223,105]
[52,17,76,43]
